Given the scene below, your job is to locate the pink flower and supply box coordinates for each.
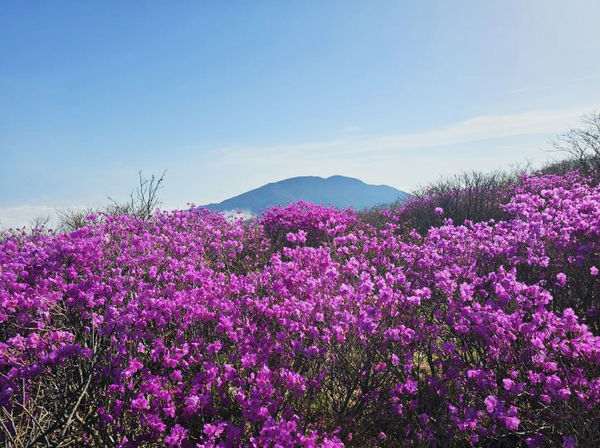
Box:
[164,424,187,447]
[504,416,520,430]
[557,388,571,401]
[131,393,149,411]
[503,378,515,392]
[373,362,387,372]
[203,422,224,437]
[484,395,498,413]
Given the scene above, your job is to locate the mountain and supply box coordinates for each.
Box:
[201,175,409,215]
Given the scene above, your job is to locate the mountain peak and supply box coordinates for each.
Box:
[201,175,408,214]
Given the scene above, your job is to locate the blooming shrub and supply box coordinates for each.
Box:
[1,171,600,447]
[386,170,518,235]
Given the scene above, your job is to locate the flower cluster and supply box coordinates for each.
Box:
[1,171,600,446]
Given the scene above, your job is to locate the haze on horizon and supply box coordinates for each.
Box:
[2,0,600,228]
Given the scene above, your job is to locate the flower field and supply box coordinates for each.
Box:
[1,171,600,447]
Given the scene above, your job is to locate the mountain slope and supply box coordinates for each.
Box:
[201,175,409,214]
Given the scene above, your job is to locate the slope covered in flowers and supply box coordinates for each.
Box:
[1,171,600,447]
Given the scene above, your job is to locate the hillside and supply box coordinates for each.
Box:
[2,169,600,446]
[201,175,409,214]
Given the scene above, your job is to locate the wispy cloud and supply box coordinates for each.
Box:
[570,74,599,83]
[339,125,362,134]
[213,106,593,164]
[508,87,528,95]
[0,205,58,230]
[189,105,596,199]
[0,204,93,230]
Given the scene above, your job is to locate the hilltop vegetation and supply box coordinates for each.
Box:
[2,166,600,447]
[1,115,600,447]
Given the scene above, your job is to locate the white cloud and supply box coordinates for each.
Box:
[339,125,362,134]
[220,209,255,221]
[570,74,599,83]
[0,204,94,230]
[508,87,528,95]
[0,205,58,230]
[189,105,595,198]
[214,106,592,164]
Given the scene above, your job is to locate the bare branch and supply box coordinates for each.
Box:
[552,111,600,172]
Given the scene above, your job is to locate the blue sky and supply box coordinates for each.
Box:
[1,0,600,227]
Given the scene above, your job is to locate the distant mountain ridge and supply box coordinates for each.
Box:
[201,175,409,215]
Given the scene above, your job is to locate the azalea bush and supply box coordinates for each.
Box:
[384,169,520,235]
[1,171,600,447]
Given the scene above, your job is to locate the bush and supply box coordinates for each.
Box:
[57,171,166,232]
[2,171,600,447]
[389,169,521,235]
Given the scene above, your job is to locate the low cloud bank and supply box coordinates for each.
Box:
[0,205,59,230]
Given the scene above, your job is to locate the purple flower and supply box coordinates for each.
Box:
[131,393,149,411]
[503,378,515,392]
[164,424,187,447]
[504,416,520,430]
[484,395,498,414]
[557,388,571,401]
